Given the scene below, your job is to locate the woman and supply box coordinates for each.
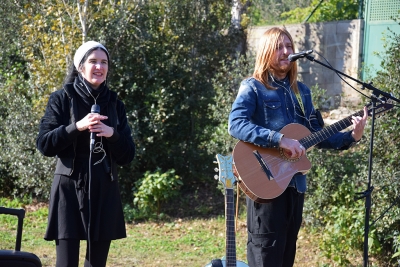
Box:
[37,41,136,267]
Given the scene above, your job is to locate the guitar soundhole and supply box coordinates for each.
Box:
[279,148,300,162]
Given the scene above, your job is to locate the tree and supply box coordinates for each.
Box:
[0,0,56,198]
[101,0,244,198]
[0,0,247,203]
[281,0,359,24]
[248,0,312,25]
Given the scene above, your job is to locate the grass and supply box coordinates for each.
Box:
[0,202,249,266]
[0,195,365,267]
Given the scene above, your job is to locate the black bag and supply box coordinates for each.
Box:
[0,207,42,267]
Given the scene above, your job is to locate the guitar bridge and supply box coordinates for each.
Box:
[253,150,274,180]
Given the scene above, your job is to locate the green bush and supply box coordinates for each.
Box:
[304,17,400,265]
[133,168,183,218]
[0,57,53,199]
[318,178,367,264]
[0,0,246,204]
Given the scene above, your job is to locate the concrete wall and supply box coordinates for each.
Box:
[247,19,364,109]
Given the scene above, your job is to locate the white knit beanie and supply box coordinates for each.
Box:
[73,41,109,70]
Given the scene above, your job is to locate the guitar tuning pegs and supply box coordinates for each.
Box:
[214,168,219,173]
[213,161,217,164]
[214,175,219,180]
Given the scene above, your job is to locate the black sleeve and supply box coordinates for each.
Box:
[36,91,81,157]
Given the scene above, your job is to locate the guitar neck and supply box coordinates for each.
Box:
[225,188,237,267]
[300,109,364,149]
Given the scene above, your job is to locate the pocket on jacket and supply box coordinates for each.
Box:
[263,100,281,110]
[263,100,285,130]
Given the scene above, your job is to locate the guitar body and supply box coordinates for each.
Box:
[232,96,393,202]
[233,123,312,202]
[204,259,249,267]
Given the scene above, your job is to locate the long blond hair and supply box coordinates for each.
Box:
[253,27,299,93]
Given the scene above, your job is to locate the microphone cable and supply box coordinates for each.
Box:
[88,148,93,266]
[87,104,99,266]
[88,129,108,266]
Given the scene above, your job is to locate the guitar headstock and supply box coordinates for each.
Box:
[215,154,236,189]
[366,96,394,117]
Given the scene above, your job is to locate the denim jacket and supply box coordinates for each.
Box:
[228,77,357,193]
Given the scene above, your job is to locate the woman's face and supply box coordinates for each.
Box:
[80,49,108,89]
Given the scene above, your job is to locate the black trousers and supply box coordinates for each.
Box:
[246,187,304,267]
[55,239,111,267]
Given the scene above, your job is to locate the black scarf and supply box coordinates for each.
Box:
[73,74,111,112]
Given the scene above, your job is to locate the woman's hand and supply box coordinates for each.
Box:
[279,137,305,159]
[88,121,114,138]
[76,113,113,138]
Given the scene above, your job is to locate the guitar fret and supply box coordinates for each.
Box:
[214,154,249,267]
[300,113,355,148]
[233,98,392,202]
[226,189,237,266]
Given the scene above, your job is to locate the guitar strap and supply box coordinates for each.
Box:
[316,108,325,127]
[236,182,239,232]
[294,91,305,116]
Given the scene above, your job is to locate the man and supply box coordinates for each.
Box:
[228,27,367,267]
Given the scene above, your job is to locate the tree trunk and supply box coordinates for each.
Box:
[231,0,250,55]
[77,0,89,43]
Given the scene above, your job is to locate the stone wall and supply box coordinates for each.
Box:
[247,19,364,109]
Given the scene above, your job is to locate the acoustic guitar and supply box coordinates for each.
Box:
[205,154,248,267]
[233,98,393,203]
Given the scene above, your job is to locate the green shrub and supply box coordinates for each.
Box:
[318,179,367,264]
[304,19,400,265]
[133,168,183,218]
[0,59,53,199]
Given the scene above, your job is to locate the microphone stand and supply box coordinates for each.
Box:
[304,55,400,267]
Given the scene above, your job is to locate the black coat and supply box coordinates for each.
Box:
[37,82,135,178]
[36,82,135,241]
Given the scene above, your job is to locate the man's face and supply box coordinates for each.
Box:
[270,34,294,75]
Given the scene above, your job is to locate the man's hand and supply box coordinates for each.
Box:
[351,106,368,141]
[279,137,305,158]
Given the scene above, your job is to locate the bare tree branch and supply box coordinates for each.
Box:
[77,0,89,43]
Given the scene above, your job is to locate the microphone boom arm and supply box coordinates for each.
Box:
[305,55,400,103]
[304,53,399,267]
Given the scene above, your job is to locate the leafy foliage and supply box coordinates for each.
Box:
[304,16,400,265]
[133,168,183,218]
[248,0,359,26]
[94,0,245,201]
[205,54,254,157]
[0,1,245,204]
[20,0,82,98]
[0,63,54,199]
[248,0,312,26]
[363,19,400,264]
[281,0,359,24]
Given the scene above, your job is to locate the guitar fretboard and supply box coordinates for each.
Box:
[300,109,364,149]
[225,188,237,267]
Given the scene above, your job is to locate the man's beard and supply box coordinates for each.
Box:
[271,61,292,78]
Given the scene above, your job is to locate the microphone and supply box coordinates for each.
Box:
[288,50,313,62]
[90,104,100,151]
